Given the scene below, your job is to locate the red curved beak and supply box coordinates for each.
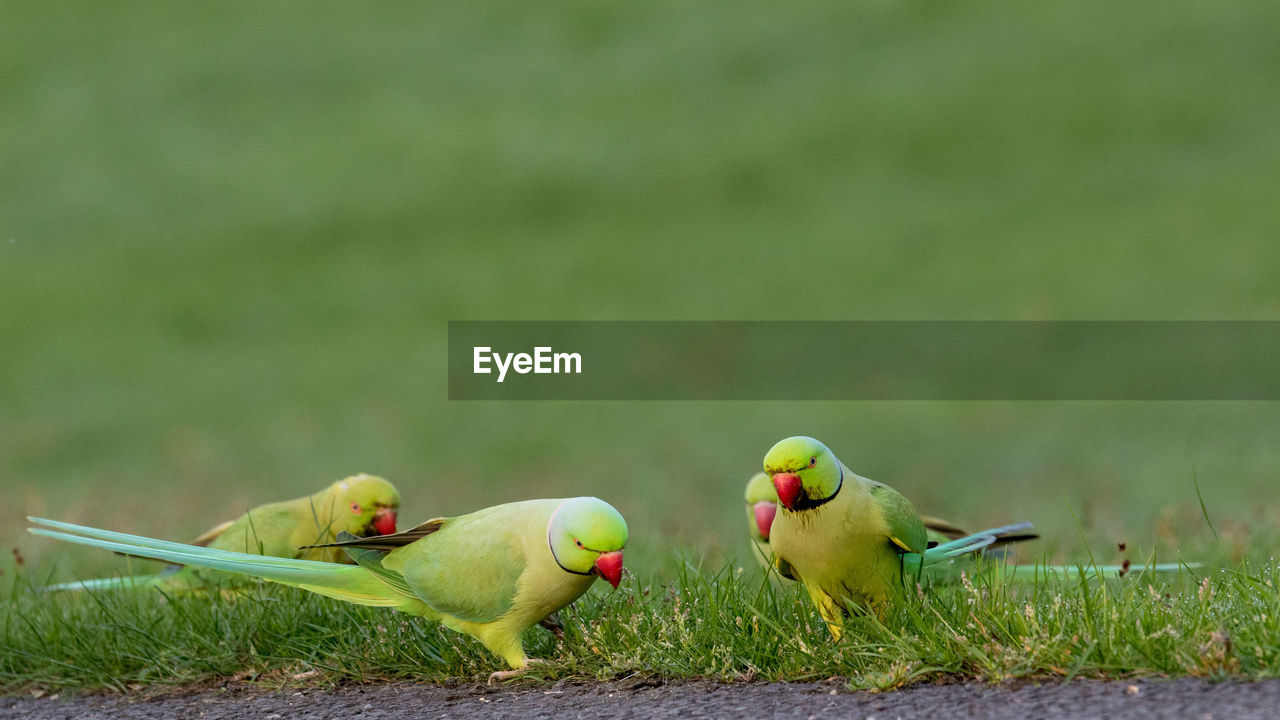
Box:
[593,550,624,588]
[773,473,803,510]
[372,507,397,536]
[752,501,777,540]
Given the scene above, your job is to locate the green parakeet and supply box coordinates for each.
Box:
[745,471,1002,570]
[744,472,777,567]
[29,496,627,674]
[763,436,1046,638]
[45,474,401,592]
[763,436,1190,639]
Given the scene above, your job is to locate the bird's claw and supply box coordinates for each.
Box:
[487,659,546,685]
[487,669,522,684]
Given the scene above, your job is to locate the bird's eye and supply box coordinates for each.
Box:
[809,456,817,467]
[575,538,583,548]
[350,502,361,513]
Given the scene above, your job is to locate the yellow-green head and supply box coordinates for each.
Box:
[548,497,628,588]
[327,474,401,537]
[744,472,778,541]
[762,436,842,511]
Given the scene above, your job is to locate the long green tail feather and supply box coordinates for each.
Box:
[912,521,1199,582]
[987,561,1200,581]
[43,575,165,593]
[923,522,1036,564]
[28,518,409,608]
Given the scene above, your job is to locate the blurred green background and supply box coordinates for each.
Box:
[4,3,1279,579]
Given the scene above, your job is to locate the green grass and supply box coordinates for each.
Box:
[2,550,1274,693]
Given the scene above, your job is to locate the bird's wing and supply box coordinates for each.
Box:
[919,515,968,541]
[870,483,928,555]
[302,517,448,551]
[386,503,547,624]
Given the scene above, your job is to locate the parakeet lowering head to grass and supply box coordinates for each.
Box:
[325,473,401,539]
[44,474,401,593]
[744,472,778,542]
[30,495,628,677]
[744,472,778,566]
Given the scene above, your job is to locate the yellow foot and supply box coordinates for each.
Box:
[487,659,546,685]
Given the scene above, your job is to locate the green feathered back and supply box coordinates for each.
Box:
[384,499,559,624]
